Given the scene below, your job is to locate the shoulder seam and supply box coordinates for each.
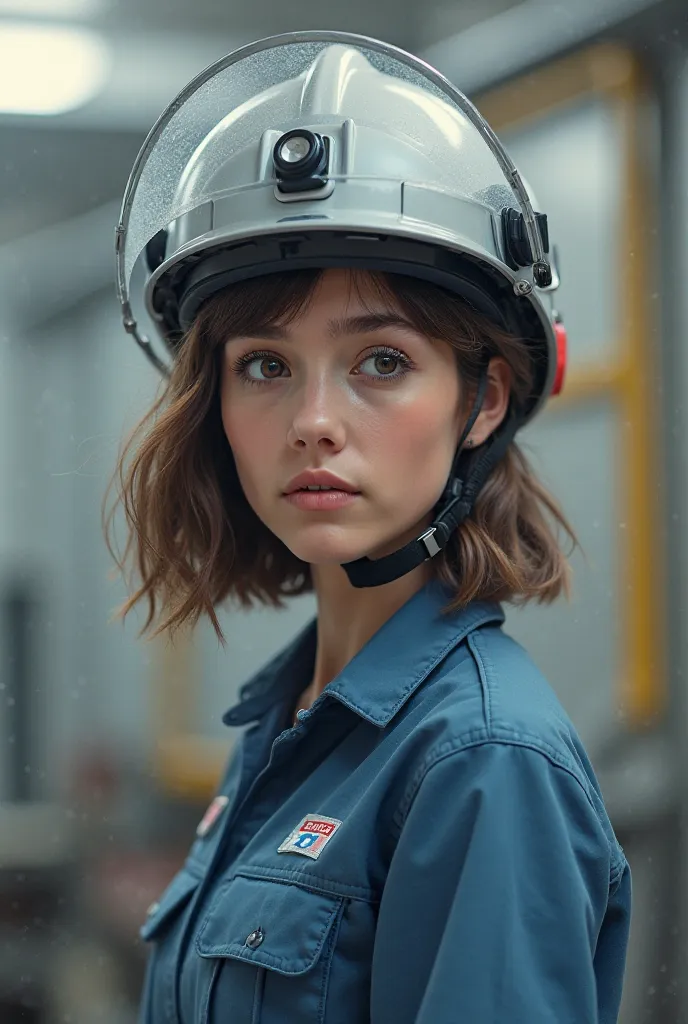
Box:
[609,852,630,892]
[394,732,593,826]
[464,625,602,817]
[467,629,492,731]
[466,622,627,877]
[391,733,622,879]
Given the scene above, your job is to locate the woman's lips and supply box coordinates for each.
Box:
[283,489,360,510]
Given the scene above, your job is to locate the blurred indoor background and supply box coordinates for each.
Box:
[1,0,688,1021]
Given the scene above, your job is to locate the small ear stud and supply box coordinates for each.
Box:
[465,438,474,448]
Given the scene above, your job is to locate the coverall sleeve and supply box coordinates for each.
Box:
[370,740,630,1024]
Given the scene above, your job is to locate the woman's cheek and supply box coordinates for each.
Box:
[389,402,449,459]
[223,403,267,460]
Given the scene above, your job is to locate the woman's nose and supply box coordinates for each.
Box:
[286,373,348,450]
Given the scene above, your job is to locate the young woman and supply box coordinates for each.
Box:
[107,31,631,1024]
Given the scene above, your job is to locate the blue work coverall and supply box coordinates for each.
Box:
[139,579,632,1023]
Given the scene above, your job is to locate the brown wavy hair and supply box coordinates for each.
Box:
[103,268,576,644]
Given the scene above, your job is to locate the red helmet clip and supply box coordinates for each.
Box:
[551,319,567,396]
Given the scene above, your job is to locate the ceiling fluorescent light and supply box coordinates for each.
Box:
[0,0,104,15]
[0,23,109,115]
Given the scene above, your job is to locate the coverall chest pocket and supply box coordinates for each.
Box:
[195,873,345,1024]
[140,866,201,943]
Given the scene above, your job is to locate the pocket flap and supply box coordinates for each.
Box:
[140,867,201,942]
[195,874,343,976]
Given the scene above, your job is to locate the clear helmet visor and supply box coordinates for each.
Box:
[116,31,549,309]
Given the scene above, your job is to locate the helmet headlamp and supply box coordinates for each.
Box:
[272,129,330,194]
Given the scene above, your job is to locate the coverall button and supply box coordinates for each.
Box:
[146,901,160,917]
[245,927,265,949]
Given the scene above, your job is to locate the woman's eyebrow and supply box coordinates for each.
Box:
[326,313,419,338]
[226,313,419,343]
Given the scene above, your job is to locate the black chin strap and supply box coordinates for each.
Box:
[341,369,522,588]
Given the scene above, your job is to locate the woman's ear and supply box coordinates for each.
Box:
[464,357,512,447]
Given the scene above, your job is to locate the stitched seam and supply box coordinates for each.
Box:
[609,857,629,893]
[391,736,621,889]
[467,630,492,731]
[317,899,345,1023]
[201,958,222,1024]
[233,865,379,903]
[468,627,624,889]
[393,732,606,841]
[327,606,503,723]
[163,952,175,1024]
[250,968,266,1024]
[394,728,593,830]
[384,608,502,719]
[201,896,342,966]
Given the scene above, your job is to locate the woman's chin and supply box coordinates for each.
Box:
[275,514,433,567]
[281,527,393,567]
[287,543,370,567]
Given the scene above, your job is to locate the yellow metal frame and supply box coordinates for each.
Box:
[151,43,665,802]
[150,625,230,801]
[477,43,665,728]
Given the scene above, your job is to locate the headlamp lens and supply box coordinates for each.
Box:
[278,135,312,164]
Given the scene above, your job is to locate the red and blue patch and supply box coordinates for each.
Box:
[278,814,343,860]
[196,795,229,838]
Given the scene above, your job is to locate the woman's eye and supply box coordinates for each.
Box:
[357,350,411,379]
[246,356,286,380]
[230,352,288,386]
[232,346,412,386]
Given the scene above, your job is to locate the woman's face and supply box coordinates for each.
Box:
[220,269,464,567]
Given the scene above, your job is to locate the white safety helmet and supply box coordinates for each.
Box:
[115,30,568,588]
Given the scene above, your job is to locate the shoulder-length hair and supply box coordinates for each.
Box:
[103,268,575,643]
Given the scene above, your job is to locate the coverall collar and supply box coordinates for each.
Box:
[223,579,504,729]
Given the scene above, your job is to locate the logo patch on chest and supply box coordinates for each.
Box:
[277,814,343,860]
[196,795,229,838]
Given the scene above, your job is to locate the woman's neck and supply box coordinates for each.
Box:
[296,559,431,713]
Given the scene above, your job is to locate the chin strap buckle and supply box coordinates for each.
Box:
[419,527,441,558]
